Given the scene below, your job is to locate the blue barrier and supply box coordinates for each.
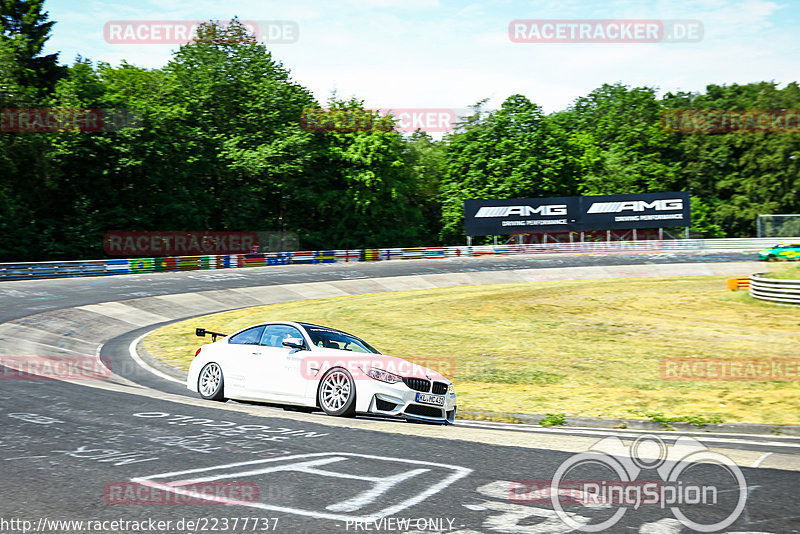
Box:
[0,238,786,282]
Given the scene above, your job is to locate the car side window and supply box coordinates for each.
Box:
[228,326,266,345]
[261,325,304,348]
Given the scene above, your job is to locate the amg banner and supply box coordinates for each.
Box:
[464,192,691,236]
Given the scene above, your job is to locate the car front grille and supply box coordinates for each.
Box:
[405,404,444,419]
[432,381,448,395]
[402,377,431,392]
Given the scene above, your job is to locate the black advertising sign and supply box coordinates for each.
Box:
[463,192,691,236]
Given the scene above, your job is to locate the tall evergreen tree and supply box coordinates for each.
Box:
[0,0,65,94]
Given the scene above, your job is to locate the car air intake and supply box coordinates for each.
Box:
[375,398,397,411]
[402,377,431,392]
[405,404,444,418]
[431,381,448,395]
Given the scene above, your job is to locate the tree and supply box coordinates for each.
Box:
[439,95,582,242]
[301,96,427,248]
[553,83,681,195]
[0,0,65,94]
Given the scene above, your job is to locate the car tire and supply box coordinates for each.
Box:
[317,368,356,417]
[767,255,778,262]
[198,362,226,401]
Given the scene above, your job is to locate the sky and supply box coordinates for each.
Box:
[41,0,800,115]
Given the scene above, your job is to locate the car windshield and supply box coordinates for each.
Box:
[301,324,380,354]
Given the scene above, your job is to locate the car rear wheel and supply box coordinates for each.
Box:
[318,368,356,417]
[198,362,225,401]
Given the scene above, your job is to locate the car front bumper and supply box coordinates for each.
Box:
[355,379,457,424]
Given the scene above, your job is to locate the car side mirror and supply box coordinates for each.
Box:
[282,337,305,350]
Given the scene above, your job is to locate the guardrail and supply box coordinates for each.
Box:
[0,237,791,282]
[749,274,800,305]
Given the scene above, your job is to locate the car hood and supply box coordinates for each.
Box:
[300,349,449,382]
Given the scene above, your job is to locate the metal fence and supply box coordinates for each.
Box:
[0,237,792,282]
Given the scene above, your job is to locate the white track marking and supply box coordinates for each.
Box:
[131,452,472,522]
[127,332,183,384]
[753,452,773,467]
[455,420,800,450]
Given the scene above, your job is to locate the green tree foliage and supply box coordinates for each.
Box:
[0,0,64,93]
[665,82,800,236]
[439,95,582,241]
[301,96,427,248]
[552,83,681,195]
[1,4,799,261]
[0,2,62,259]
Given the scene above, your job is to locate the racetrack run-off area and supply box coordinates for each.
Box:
[145,274,800,425]
[3,254,800,533]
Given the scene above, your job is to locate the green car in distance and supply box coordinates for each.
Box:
[759,241,800,261]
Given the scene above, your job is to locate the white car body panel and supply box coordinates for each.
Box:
[187,321,457,423]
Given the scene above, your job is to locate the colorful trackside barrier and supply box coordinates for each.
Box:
[0,238,795,281]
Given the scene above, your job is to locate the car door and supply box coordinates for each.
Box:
[246,324,309,401]
[220,325,266,397]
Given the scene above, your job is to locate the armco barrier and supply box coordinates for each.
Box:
[0,237,795,282]
[749,274,800,305]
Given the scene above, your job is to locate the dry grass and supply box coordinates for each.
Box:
[143,275,800,425]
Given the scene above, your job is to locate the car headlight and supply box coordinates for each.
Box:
[448,383,455,394]
[366,368,402,383]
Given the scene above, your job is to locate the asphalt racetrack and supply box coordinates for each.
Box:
[2,250,799,534]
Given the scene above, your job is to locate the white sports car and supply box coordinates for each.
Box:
[187,321,457,424]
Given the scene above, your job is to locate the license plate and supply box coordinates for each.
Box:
[416,393,445,406]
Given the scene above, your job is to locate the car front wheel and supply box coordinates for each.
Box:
[317,368,356,417]
[198,362,226,401]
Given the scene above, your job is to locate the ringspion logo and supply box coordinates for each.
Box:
[547,435,747,532]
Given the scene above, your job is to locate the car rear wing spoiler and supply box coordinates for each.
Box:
[195,328,227,341]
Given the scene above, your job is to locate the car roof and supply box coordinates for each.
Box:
[244,321,356,337]
[299,322,361,338]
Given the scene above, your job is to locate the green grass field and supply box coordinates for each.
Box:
[143,275,800,425]
[763,262,800,279]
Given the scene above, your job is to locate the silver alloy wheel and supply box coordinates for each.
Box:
[199,363,222,397]
[320,370,351,412]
